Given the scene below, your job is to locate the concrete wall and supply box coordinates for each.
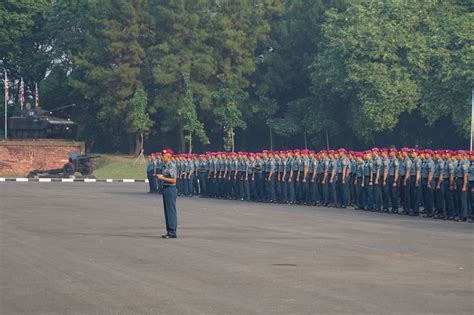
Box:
[0,140,85,176]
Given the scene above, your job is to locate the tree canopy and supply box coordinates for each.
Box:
[1,0,471,152]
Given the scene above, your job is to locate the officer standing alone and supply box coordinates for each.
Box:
[155,149,178,239]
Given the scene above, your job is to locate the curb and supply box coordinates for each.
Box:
[0,178,148,183]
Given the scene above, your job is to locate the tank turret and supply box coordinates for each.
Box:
[8,104,77,139]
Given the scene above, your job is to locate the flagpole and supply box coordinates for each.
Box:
[4,92,6,140]
[471,90,473,151]
[4,70,7,140]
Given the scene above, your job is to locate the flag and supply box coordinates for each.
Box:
[4,70,8,102]
[19,78,24,110]
[35,82,39,108]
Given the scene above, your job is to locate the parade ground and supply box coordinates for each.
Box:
[1,183,473,315]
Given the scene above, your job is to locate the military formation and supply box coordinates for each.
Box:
[147,148,473,222]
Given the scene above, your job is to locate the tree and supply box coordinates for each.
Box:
[213,74,247,152]
[179,74,209,153]
[129,88,152,160]
[311,1,472,143]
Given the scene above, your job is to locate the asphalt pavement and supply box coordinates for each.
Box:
[1,183,473,315]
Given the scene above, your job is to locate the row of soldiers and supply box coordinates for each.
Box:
[147,148,473,222]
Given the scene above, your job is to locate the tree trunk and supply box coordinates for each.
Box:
[303,130,307,149]
[231,127,235,152]
[178,126,185,153]
[140,132,144,155]
[325,129,330,150]
[134,133,141,157]
[269,127,273,151]
[188,132,192,154]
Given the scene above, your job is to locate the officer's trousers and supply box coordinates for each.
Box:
[422,178,434,215]
[382,180,390,210]
[444,180,455,217]
[187,174,194,196]
[341,175,350,207]
[281,173,289,203]
[367,180,374,211]
[249,176,256,201]
[410,176,421,215]
[198,172,207,196]
[310,174,319,204]
[289,173,297,203]
[389,176,399,211]
[330,175,338,206]
[457,178,468,219]
[402,178,411,213]
[469,181,474,218]
[162,186,177,237]
[255,172,264,201]
[321,177,329,205]
[434,179,445,216]
[355,177,363,208]
[237,171,246,199]
[267,173,276,201]
[373,180,382,211]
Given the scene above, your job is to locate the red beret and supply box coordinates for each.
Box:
[162,149,174,155]
[424,149,433,154]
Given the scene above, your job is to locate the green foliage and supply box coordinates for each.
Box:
[311,0,472,141]
[129,88,152,135]
[180,74,209,148]
[1,0,471,151]
[213,74,247,151]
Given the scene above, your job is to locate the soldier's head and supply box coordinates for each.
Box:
[470,151,474,162]
[162,149,174,163]
[424,149,433,159]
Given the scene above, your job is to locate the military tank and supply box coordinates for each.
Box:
[8,104,77,139]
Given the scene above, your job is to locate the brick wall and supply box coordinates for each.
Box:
[0,140,85,176]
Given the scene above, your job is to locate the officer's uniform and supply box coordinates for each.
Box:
[161,152,178,238]
[421,155,435,216]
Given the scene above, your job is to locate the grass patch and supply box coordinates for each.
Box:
[92,154,147,179]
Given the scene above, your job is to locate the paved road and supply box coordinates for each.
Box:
[1,183,473,315]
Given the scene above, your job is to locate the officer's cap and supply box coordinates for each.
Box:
[162,149,174,155]
[424,149,433,154]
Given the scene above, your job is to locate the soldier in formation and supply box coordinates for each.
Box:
[147,148,473,222]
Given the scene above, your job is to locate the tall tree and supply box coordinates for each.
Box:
[213,74,247,152]
[129,88,152,158]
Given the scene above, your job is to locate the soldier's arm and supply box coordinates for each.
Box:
[405,161,411,183]
[449,164,454,187]
[416,168,421,186]
[268,163,274,181]
[463,171,468,192]
[330,164,336,182]
[437,169,443,189]
[303,165,308,182]
[322,168,328,184]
